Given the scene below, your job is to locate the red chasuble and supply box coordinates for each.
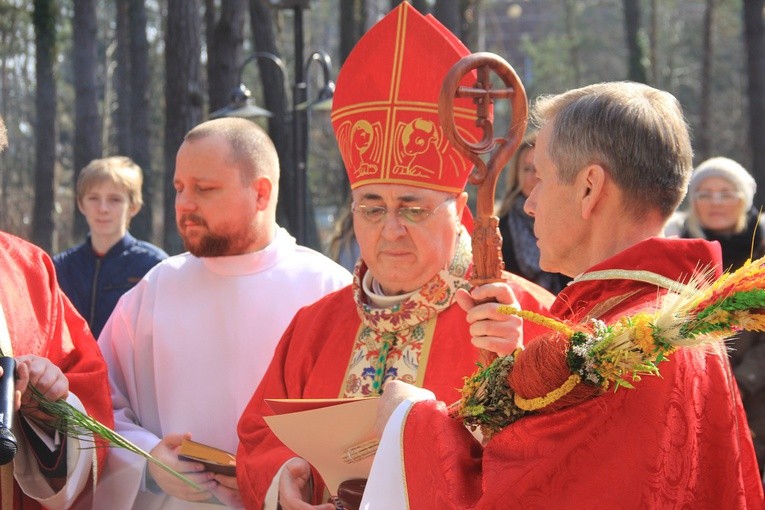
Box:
[0,232,113,509]
[237,260,553,509]
[401,237,765,509]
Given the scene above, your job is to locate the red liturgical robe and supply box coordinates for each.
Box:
[0,232,113,509]
[399,237,764,509]
[237,257,553,509]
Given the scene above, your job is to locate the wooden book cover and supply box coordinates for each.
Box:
[178,438,236,476]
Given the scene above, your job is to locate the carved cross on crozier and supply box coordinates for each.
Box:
[438,53,528,285]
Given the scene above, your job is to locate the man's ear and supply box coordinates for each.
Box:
[252,176,273,210]
[455,191,469,219]
[578,164,607,219]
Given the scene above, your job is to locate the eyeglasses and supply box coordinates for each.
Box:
[693,190,743,203]
[352,196,454,224]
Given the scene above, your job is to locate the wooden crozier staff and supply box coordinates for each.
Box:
[438,52,528,366]
[337,53,528,510]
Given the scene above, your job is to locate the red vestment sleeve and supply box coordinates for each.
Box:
[0,232,113,509]
[402,400,482,510]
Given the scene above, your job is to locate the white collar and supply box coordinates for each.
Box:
[361,269,417,308]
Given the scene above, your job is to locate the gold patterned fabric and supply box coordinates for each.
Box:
[342,229,472,397]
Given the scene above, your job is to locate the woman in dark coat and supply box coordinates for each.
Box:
[496,132,569,294]
[681,156,765,478]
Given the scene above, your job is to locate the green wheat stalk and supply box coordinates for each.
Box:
[28,385,202,491]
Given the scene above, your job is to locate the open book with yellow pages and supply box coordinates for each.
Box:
[178,438,236,476]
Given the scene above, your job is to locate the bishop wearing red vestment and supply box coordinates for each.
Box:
[236,4,554,508]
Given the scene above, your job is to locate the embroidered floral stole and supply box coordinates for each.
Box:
[341,231,472,397]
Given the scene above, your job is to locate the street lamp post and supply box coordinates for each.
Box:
[211,0,333,250]
[210,52,287,120]
[290,3,309,246]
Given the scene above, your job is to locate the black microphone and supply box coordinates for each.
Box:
[0,356,17,465]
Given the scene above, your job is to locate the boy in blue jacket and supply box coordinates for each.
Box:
[54,156,167,338]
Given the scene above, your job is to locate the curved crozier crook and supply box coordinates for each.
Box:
[438,52,528,286]
[439,52,528,218]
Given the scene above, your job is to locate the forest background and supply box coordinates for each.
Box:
[0,0,762,256]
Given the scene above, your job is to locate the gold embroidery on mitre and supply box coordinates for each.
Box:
[337,119,384,179]
[392,118,443,179]
[331,2,480,191]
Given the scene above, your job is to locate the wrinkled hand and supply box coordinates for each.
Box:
[375,380,435,437]
[210,472,243,508]
[15,355,69,425]
[277,457,334,510]
[455,283,524,356]
[148,433,217,502]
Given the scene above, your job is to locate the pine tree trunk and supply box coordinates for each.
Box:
[115,0,131,156]
[164,0,203,253]
[563,0,582,86]
[249,0,293,232]
[73,0,102,241]
[743,0,765,208]
[623,0,648,83]
[697,0,716,162]
[128,0,154,241]
[206,0,246,113]
[339,0,365,64]
[433,0,460,37]
[32,0,57,253]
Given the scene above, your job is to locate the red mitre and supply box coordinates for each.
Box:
[331,2,483,194]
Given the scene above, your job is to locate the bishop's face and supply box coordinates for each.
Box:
[352,183,467,295]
